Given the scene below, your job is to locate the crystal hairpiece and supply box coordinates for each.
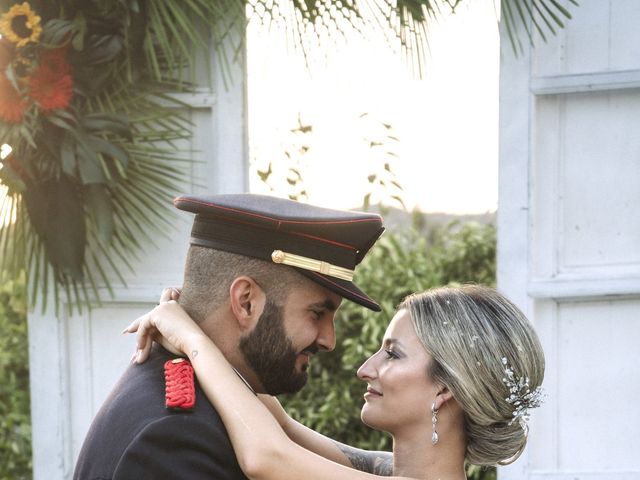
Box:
[501,357,545,428]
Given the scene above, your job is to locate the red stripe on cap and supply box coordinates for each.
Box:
[192,213,358,251]
[289,231,357,250]
[175,198,382,225]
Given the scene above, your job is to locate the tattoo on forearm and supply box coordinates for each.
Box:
[191,350,199,359]
[334,442,393,476]
[373,455,393,476]
[337,445,373,473]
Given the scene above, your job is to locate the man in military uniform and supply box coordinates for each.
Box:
[74,193,384,479]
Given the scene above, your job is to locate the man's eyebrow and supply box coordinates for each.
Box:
[309,299,339,311]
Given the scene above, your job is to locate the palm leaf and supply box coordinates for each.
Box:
[501,0,579,55]
[243,1,576,76]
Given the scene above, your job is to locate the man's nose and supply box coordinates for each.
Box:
[316,317,336,352]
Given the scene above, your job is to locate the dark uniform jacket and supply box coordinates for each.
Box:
[73,346,249,480]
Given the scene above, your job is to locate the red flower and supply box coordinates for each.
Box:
[28,47,73,111]
[39,47,70,76]
[0,73,27,123]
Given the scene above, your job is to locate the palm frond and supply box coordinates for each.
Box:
[501,0,579,55]
[246,0,575,77]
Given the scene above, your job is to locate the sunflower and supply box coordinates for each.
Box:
[0,2,42,48]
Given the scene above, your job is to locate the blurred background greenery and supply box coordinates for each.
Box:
[0,270,31,479]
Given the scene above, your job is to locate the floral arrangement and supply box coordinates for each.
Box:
[0,3,71,120]
[0,0,223,312]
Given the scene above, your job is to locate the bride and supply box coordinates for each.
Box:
[126,285,545,480]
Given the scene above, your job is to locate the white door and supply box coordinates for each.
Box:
[499,1,640,479]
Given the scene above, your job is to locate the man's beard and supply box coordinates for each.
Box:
[239,299,317,395]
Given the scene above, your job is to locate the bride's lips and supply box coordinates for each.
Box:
[364,387,383,399]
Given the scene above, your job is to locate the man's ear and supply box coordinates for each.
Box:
[433,386,455,411]
[229,276,266,331]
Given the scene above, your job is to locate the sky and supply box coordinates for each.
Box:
[247,0,500,214]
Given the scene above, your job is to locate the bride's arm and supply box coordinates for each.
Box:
[127,302,399,480]
[260,395,392,475]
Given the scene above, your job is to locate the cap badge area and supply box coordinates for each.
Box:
[271,250,354,281]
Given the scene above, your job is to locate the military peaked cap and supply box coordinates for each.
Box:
[174,193,385,311]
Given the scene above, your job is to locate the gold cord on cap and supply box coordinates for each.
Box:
[271,250,354,281]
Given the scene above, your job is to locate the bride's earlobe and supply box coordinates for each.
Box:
[433,387,454,411]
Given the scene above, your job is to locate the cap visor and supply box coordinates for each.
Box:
[295,269,381,312]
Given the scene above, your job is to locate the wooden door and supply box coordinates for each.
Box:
[499,1,640,479]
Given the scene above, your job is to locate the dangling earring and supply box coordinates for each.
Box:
[431,403,439,445]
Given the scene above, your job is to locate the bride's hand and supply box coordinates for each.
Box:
[159,286,181,303]
[123,301,206,363]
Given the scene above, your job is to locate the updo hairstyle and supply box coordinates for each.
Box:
[400,285,545,466]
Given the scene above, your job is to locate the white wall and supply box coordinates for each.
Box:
[28,36,248,480]
[499,1,640,479]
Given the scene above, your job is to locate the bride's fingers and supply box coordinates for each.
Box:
[126,301,189,363]
[121,311,148,334]
[159,286,181,304]
[134,316,158,363]
[135,334,154,363]
[159,287,174,304]
[122,317,140,334]
[135,314,156,350]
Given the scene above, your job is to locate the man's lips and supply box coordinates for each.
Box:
[298,351,313,366]
[299,345,318,359]
[298,346,318,369]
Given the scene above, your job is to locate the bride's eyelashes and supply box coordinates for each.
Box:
[384,349,400,360]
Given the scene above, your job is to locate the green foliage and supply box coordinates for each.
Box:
[280,221,496,478]
[433,221,496,287]
[359,113,405,213]
[255,115,313,202]
[0,271,31,480]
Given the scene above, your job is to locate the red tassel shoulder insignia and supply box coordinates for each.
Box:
[164,358,195,411]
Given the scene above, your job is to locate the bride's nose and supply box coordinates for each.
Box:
[356,353,377,380]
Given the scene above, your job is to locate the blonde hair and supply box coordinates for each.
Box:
[181,246,306,322]
[401,285,545,466]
